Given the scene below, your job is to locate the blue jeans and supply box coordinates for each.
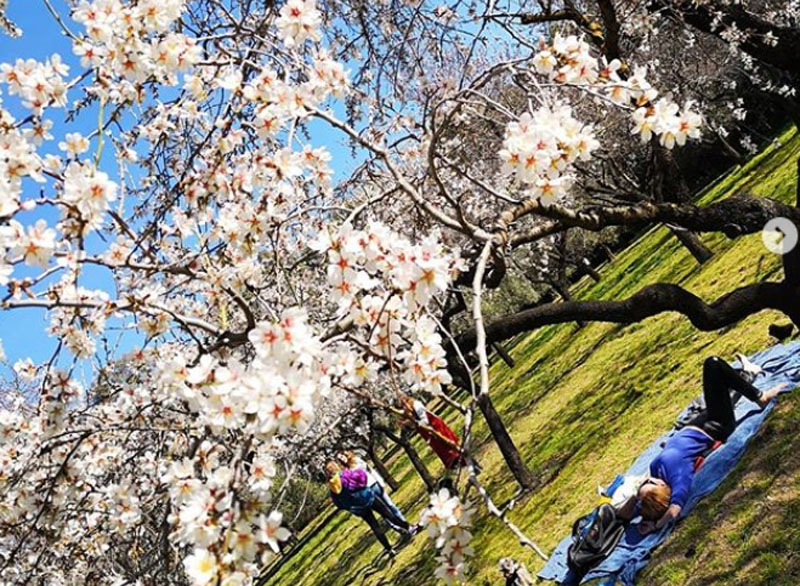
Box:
[370,483,407,530]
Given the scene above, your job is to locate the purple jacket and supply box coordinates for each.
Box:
[331,469,374,513]
[340,468,368,491]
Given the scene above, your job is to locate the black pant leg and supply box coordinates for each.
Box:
[702,356,758,441]
[370,495,410,533]
[357,509,392,551]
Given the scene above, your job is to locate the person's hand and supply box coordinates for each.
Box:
[655,504,682,529]
[637,521,656,535]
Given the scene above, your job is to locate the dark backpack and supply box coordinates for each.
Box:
[566,503,627,576]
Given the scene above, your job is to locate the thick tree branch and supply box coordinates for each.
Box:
[454,281,800,351]
[653,0,800,78]
[516,7,589,27]
[500,194,800,238]
[595,0,621,60]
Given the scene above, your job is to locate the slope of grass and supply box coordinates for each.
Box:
[265,126,800,586]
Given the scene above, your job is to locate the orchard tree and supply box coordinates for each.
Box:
[1,1,800,585]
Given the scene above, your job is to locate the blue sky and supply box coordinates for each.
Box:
[0,3,79,367]
[0,2,359,370]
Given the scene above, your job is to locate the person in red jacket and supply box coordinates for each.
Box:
[399,395,465,471]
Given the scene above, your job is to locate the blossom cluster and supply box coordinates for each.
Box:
[0,1,459,585]
[1,219,57,269]
[62,161,118,232]
[420,489,475,583]
[46,284,110,358]
[242,49,348,139]
[73,0,201,95]
[275,0,323,47]
[499,104,599,203]
[0,64,54,221]
[533,34,703,149]
[156,309,326,438]
[312,222,462,394]
[0,363,161,584]
[164,445,289,586]
[0,56,69,114]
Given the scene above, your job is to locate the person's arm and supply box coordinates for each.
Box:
[655,503,682,529]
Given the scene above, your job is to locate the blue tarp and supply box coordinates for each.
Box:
[538,341,800,586]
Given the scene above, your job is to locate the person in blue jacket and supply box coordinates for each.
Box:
[635,356,786,533]
[325,461,413,554]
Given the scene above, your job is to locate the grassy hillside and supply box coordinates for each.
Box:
[265,126,800,586]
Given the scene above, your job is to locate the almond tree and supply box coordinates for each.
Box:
[1,1,799,585]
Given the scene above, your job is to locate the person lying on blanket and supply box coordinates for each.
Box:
[617,356,786,534]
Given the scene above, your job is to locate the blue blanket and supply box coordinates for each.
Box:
[538,341,800,586]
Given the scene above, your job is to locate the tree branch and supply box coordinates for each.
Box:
[652,0,800,78]
[454,281,800,351]
[500,194,800,238]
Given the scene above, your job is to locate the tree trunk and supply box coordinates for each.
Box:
[491,341,515,367]
[653,0,800,79]
[367,447,399,492]
[383,428,436,492]
[476,393,537,490]
[670,226,714,264]
[452,281,799,351]
[581,257,602,282]
[601,243,616,262]
[781,154,800,288]
[717,131,745,165]
[653,145,714,264]
[550,279,585,328]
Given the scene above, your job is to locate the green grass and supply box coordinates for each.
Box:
[265,126,800,586]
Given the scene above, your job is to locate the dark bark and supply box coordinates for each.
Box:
[580,258,603,282]
[653,0,800,78]
[454,281,800,351]
[669,226,714,264]
[476,393,537,490]
[595,0,621,60]
[781,155,800,285]
[518,5,589,27]
[653,145,714,264]
[367,447,399,492]
[550,279,585,327]
[447,365,537,490]
[491,341,516,367]
[381,427,436,492]
[506,194,800,242]
[551,279,572,302]
[717,132,746,166]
